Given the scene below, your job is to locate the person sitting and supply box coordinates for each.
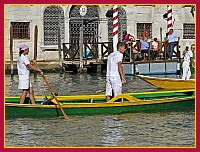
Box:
[122,30,135,43]
[151,38,159,60]
[132,44,142,61]
[140,36,149,61]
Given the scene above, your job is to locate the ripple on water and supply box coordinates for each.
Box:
[5,73,195,147]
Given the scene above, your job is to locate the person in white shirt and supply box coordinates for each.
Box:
[17,44,43,104]
[151,38,159,60]
[182,46,195,80]
[106,42,126,102]
[168,29,180,60]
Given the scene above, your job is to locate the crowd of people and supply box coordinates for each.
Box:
[121,29,195,80]
[121,29,184,62]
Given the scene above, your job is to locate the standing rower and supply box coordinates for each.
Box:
[106,42,126,102]
[17,44,43,104]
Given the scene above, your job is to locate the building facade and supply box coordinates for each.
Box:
[5,5,195,61]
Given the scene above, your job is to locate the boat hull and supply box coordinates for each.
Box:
[5,99,194,118]
[5,89,195,118]
[136,75,195,89]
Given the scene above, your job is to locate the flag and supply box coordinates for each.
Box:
[143,24,147,38]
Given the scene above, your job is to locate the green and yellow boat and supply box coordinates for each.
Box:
[5,89,195,118]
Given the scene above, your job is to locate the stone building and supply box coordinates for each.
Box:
[5,5,195,62]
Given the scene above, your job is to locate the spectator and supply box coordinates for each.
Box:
[140,36,149,61]
[122,30,135,43]
[167,29,180,60]
[132,44,142,61]
[151,38,159,60]
[182,46,195,80]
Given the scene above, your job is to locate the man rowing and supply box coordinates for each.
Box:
[106,42,126,102]
[17,44,43,104]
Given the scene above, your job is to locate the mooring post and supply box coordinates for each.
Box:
[58,26,62,72]
[79,25,84,72]
[34,25,38,78]
[164,41,167,75]
[34,25,38,61]
[176,41,181,75]
[10,25,14,77]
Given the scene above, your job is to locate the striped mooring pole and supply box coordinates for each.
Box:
[167,5,173,34]
[113,5,118,52]
[168,5,181,75]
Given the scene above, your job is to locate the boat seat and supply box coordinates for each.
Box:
[107,94,138,103]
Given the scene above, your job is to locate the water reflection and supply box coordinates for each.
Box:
[101,116,125,146]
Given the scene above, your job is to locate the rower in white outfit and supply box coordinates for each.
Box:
[182,46,195,80]
[17,44,43,104]
[106,42,126,102]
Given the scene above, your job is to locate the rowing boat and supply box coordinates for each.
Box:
[136,75,195,89]
[5,89,195,118]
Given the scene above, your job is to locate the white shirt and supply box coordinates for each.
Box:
[17,54,30,80]
[151,41,158,49]
[106,51,123,77]
[168,33,179,43]
[183,50,193,63]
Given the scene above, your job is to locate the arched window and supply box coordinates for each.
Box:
[44,6,65,45]
[69,5,99,44]
[108,7,127,42]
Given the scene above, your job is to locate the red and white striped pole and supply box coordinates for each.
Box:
[167,5,173,35]
[113,5,118,52]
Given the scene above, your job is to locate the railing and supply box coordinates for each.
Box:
[62,42,113,61]
[134,40,180,62]
[62,41,180,62]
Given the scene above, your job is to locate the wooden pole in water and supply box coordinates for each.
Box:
[34,25,38,78]
[34,25,38,60]
[58,26,62,72]
[10,25,14,76]
[79,22,84,72]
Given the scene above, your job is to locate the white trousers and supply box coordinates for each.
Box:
[182,61,191,80]
[106,76,122,97]
[18,79,32,90]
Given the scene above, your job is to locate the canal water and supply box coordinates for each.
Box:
[5,73,195,147]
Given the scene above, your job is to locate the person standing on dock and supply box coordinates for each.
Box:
[17,44,43,104]
[106,42,126,102]
[140,36,149,61]
[182,46,195,80]
[167,29,180,60]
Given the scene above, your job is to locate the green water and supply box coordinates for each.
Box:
[5,73,195,147]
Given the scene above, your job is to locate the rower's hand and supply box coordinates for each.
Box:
[39,70,43,75]
[33,60,37,64]
[122,77,126,84]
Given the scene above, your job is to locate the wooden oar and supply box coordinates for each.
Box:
[41,74,67,119]
[36,64,67,119]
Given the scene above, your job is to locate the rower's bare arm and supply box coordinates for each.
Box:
[118,62,126,84]
[28,64,43,74]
